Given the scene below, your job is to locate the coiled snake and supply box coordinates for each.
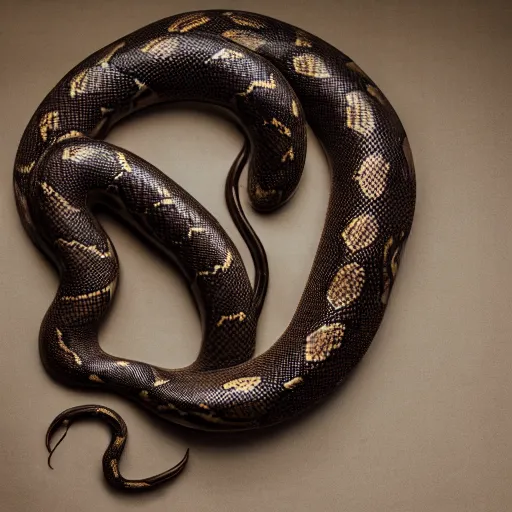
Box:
[13,10,416,491]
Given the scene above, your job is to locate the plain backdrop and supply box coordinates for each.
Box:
[1,1,511,511]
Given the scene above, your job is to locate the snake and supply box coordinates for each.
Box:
[13,10,416,491]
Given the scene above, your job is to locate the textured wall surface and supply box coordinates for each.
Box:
[1,1,511,511]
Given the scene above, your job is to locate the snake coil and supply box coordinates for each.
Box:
[14,10,415,491]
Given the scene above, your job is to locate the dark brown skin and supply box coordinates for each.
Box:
[15,10,415,491]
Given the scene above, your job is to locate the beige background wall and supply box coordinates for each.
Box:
[1,1,511,511]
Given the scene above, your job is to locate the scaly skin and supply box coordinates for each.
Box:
[14,10,415,490]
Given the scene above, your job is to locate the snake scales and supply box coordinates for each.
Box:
[13,10,415,490]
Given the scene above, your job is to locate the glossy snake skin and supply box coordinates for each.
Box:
[14,10,415,490]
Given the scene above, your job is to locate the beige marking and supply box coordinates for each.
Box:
[197,251,233,276]
[346,91,375,136]
[367,84,387,105]
[354,153,390,199]
[17,161,35,174]
[296,37,313,47]
[96,407,118,420]
[55,238,114,259]
[168,13,211,33]
[134,78,146,90]
[346,61,370,80]
[265,118,291,137]
[237,74,276,97]
[391,248,400,277]
[70,69,90,98]
[116,360,130,367]
[291,99,300,118]
[217,311,246,327]
[253,184,277,200]
[57,131,84,142]
[39,111,59,141]
[62,145,97,162]
[284,376,304,389]
[293,54,330,78]
[114,151,133,180]
[60,280,116,302]
[57,238,112,259]
[223,377,261,392]
[89,374,104,383]
[222,29,266,51]
[151,366,170,388]
[133,78,148,99]
[342,214,379,252]
[295,29,313,47]
[146,186,173,211]
[281,146,295,162]
[139,390,150,400]
[188,227,205,238]
[206,48,244,63]
[97,42,125,68]
[226,13,265,28]
[124,482,150,489]
[110,459,119,478]
[41,182,79,212]
[141,37,179,58]
[199,403,210,410]
[101,106,114,116]
[56,328,82,365]
[132,78,154,106]
[327,263,366,309]
[306,323,346,362]
[150,198,173,209]
[383,236,394,263]
[113,436,125,448]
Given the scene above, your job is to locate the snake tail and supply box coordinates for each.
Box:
[46,405,189,491]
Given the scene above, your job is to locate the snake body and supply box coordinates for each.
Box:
[14,10,415,490]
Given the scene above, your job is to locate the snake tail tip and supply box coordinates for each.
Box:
[45,417,72,469]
